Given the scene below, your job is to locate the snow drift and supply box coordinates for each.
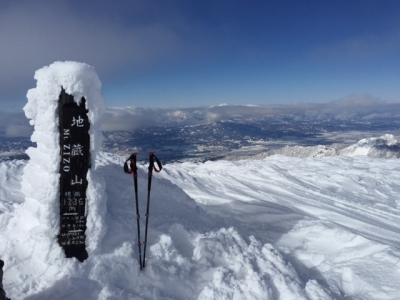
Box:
[1,153,400,299]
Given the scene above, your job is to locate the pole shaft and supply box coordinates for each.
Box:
[142,153,155,268]
[130,153,143,270]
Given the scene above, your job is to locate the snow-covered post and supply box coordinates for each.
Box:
[22,61,107,262]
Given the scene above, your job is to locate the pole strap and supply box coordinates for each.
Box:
[148,152,163,173]
[124,153,138,174]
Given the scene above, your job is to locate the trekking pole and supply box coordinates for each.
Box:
[142,152,162,269]
[124,153,143,270]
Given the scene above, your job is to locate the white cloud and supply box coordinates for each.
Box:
[0,111,32,137]
[310,32,400,63]
[101,94,400,131]
[5,124,32,137]
[1,94,398,135]
[0,1,184,101]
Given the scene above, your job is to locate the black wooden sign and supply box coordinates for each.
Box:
[58,88,90,262]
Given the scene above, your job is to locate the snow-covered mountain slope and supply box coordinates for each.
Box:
[239,134,399,160]
[339,134,399,158]
[1,153,400,299]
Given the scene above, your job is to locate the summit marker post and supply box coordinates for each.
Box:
[58,88,90,262]
[23,61,106,264]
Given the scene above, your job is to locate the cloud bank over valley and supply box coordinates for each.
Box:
[1,95,399,138]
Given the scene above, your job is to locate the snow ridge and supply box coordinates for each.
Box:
[339,134,399,158]
[263,134,399,159]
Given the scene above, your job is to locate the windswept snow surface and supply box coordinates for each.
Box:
[0,153,399,299]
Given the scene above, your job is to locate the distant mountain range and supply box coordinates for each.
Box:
[1,102,399,162]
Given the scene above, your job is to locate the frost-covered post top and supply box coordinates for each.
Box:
[22,61,107,262]
[24,61,106,165]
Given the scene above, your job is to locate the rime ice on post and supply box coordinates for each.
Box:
[22,61,107,262]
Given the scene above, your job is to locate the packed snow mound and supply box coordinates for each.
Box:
[339,134,400,158]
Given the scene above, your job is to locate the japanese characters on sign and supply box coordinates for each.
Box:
[58,88,90,262]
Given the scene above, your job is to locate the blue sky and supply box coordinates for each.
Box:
[0,0,399,111]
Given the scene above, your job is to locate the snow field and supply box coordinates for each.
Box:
[1,153,400,299]
[163,155,400,299]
